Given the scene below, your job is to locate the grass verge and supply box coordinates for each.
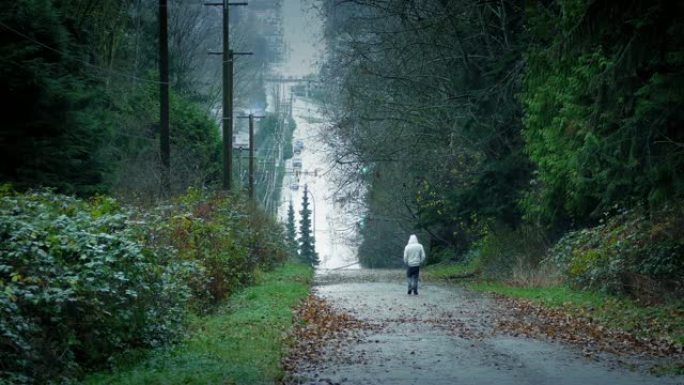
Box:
[469,280,684,374]
[426,262,684,347]
[467,281,684,345]
[422,260,479,281]
[83,263,313,385]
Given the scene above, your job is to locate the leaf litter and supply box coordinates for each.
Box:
[282,270,684,383]
[282,294,382,384]
[491,294,684,370]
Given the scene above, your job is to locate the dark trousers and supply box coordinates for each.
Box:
[407,266,420,293]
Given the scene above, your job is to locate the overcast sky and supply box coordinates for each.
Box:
[280,0,323,77]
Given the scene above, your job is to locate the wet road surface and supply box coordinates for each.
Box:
[285,269,683,385]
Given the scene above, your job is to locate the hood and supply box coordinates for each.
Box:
[407,234,418,244]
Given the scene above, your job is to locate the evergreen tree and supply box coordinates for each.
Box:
[298,185,319,266]
[286,201,299,258]
[0,0,113,195]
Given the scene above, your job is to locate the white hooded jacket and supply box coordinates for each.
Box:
[403,234,426,267]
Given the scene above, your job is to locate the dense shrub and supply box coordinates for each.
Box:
[548,204,684,302]
[424,247,453,265]
[154,189,289,310]
[0,191,194,383]
[475,224,549,282]
[0,188,292,384]
[282,116,296,161]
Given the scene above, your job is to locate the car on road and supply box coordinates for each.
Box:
[294,140,304,154]
[290,182,299,190]
[292,157,302,169]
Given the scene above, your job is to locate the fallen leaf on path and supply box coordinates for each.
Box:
[282,294,381,380]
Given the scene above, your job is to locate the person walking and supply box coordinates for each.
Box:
[403,234,426,295]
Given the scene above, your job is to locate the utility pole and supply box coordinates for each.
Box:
[159,0,170,195]
[289,90,294,118]
[248,114,254,200]
[237,113,264,200]
[205,1,248,191]
[236,146,243,187]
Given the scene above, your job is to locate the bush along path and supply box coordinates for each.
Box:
[84,263,312,385]
[0,188,302,384]
[283,269,683,385]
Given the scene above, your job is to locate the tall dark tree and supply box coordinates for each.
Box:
[286,201,298,258]
[298,185,319,266]
[318,0,530,265]
[0,0,113,195]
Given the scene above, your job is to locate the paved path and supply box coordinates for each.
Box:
[286,269,683,385]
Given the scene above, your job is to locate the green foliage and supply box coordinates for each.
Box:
[0,0,114,195]
[356,163,417,268]
[474,224,549,280]
[0,191,193,383]
[83,263,313,385]
[154,188,289,310]
[243,205,291,274]
[321,0,684,286]
[0,188,293,384]
[548,203,684,301]
[282,117,296,161]
[283,116,297,160]
[298,185,319,266]
[0,1,223,198]
[106,81,221,198]
[286,201,298,258]
[320,0,532,264]
[255,114,278,147]
[422,259,480,281]
[522,0,684,228]
[424,247,452,265]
